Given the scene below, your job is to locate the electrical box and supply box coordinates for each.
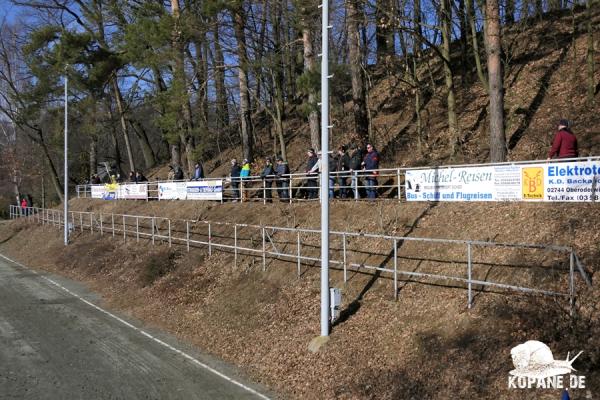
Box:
[330,287,342,323]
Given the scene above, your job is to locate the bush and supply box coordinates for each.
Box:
[139,249,178,287]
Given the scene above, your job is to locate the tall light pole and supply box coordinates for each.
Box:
[320,0,330,337]
[64,68,69,246]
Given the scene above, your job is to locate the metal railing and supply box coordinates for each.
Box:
[10,205,591,311]
[75,155,600,203]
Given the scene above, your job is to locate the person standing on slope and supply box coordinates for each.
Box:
[548,119,578,160]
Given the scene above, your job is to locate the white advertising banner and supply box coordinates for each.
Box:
[186,180,223,201]
[91,186,105,199]
[118,183,148,200]
[158,182,188,200]
[406,160,600,202]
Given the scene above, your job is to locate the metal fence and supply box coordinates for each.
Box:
[75,156,600,203]
[10,205,592,311]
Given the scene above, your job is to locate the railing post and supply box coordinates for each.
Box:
[151,217,155,245]
[123,215,126,241]
[79,213,83,233]
[569,251,575,316]
[240,181,244,203]
[289,177,293,204]
[467,242,473,309]
[353,171,358,201]
[100,213,103,236]
[297,231,301,277]
[136,216,139,242]
[168,219,172,248]
[234,224,238,268]
[71,212,75,233]
[396,169,401,201]
[90,213,93,233]
[343,233,347,283]
[208,223,212,256]
[394,239,398,300]
[111,214,115,238]
[262,227,266,271]
[263,180,266,205]
[186,221,190,252]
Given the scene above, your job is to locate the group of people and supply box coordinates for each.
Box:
[303,142,380,200]
[229,157,290,202]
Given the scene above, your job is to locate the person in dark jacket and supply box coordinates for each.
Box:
[128,171,136,182]
[135,171,148,182]
[230,159,241,201]
[362,143,380,199]
[304,148,319,199]
[174,165,184,180]
[348,143,363,199]
[335,145,351,198]
[260,157,275,202]
[275,156,290,200]
[548,119,578,159]
[328,153,337,199]
[191,162,205,181]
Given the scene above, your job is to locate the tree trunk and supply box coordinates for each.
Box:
[89,138,97,177]
[272,1,288,159]
[171,0,196,174]
[131,120,156,168]
[346,0,369,143]
[299,5,320,152]
[586,0,595,107]
[441,0,460,154]
[458,0,469,79]
[213,19,229,131]
[36,131,63,202]
[376,0,395,64]
[486,0,507,162]
[468,0,489,93]
[111,77,136,173]
[233,5,254,162]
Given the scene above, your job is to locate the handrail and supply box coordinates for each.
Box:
[9,204,592,312]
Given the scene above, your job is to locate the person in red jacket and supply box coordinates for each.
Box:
[547,119,578,159]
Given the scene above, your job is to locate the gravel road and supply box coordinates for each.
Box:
[0,255,271,400]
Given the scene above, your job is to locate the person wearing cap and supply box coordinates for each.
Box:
[230,159,241,201]
[304,148,319,199]
[260,157,275,202]
[361,143,380,199]
[275,156,290,200]
[548,119,578,160]
[335,145,351,199]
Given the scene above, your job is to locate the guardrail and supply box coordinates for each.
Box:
[10,205,592,312]
[75,156,600,203]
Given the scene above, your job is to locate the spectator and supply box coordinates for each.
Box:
[191,162,205,181]
[260,157,275,202]
[136,171,148,182]
[304,148,319,199]
[275,156,290,201]
[548,119,578,160]
[167,165,175,181]
[230,159,241,201]
[362,143,380,199]
[128,171,136,182]
[240,159,251,201]
[91,174,101,185]
[327,153,336,199]
[115,173,123,183]
[174,164,184,181]
[348,143,363,199]
[20,196,27,216]
[335,145,351,199]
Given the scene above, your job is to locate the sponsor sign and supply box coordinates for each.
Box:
[158,182,188,200]
[118,183,148,200]
[406,160,600,202]
[91,186,105,199]
[186,180,223,201]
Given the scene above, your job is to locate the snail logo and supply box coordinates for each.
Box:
[508,340,586,389]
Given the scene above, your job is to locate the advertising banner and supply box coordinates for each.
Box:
[186,180,223,201]
[406,160,600,202]
[158,182,188,200]
[91,186,105,199]
[118,183,148,200]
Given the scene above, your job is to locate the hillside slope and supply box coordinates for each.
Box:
[1,199,598,399]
